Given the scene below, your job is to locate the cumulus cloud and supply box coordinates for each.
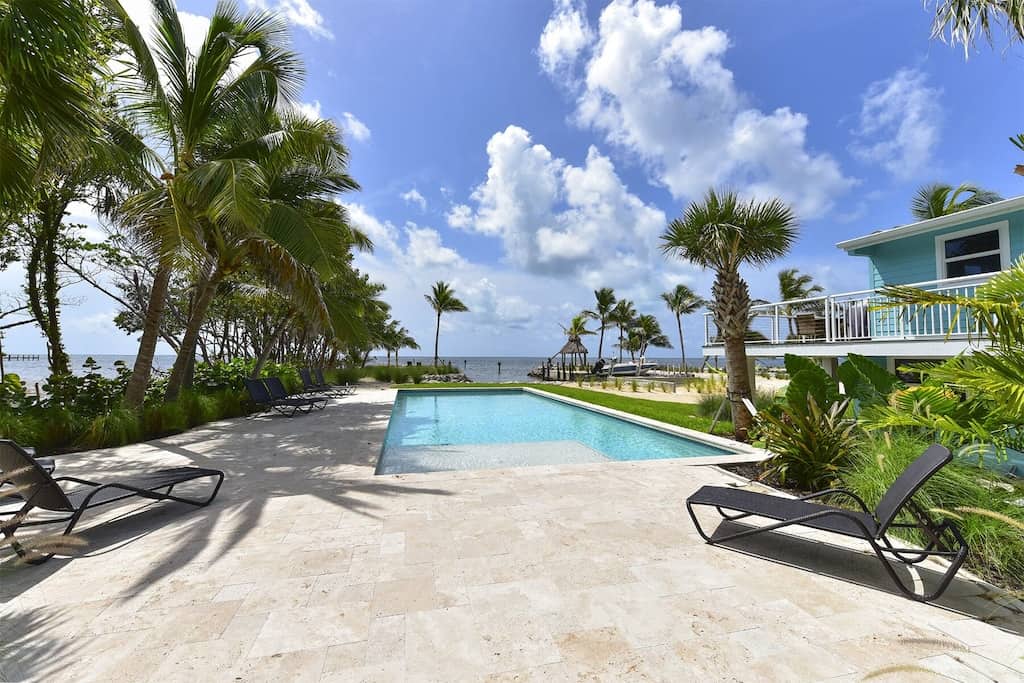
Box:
[343,202,399,254]
[246,0,333,39]
[341,112,371,142]
[851,68,942,180]
[405,224,463,269]
[539,0,854,218]
[449,125,668,277]
[400,189,428,211]
[538,0,593,76]
[292,100,323,119]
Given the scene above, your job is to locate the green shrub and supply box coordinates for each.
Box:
[32,407,84,454]
[180,392,219,427]
[213,389,248,419]
[141,401,188,438]
[843,432,1024,590]
[0,409,39,446]
[757,396,859,490]
[79,408,142,449]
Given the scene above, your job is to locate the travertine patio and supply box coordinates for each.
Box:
[2,388,1023,681]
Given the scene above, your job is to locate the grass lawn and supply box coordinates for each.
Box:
[392,382,736,437]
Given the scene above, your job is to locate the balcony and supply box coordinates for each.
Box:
[702,272,995,357]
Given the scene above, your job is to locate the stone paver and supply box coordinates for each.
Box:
[2,387,1023,681]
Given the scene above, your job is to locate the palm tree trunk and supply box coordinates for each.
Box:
[674,315,685,372]
[252,312,293,378]
[166,269,221,401]
[433,311,441,366]
[714,268,754,441]
[618,325,624,362]
[597,323,605,359]
[124,260,173,409]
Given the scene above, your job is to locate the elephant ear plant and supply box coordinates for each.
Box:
[755,354,903,490]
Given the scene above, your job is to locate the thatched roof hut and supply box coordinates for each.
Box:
[557,338,589,357]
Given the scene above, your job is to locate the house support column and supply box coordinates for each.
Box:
[747,357,756,393]
[816,357,839,378]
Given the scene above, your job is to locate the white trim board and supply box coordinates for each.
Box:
[933,221,1010,279]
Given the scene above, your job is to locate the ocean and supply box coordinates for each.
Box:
[3,354,716,389]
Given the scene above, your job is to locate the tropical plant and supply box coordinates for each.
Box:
[864,259,1024,455]
[424,281,468,365]
[777,268,823,337]
[609,299,636,362]
[627,314,671,361]
[661,284,704,371]
[583,287,617,359]
[757,395,859,490]
[910,182,1003,221]
[661,188,798,441]
[109,0,367,403]
[928,0,1024,56]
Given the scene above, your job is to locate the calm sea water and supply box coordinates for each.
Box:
[2,354,176,391]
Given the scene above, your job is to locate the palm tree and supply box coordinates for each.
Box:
[609,299,636,362]
[630,314,671,361]
[111,1,364,402]
[582,287,616,359]
[661,285,704,372]
[661,188,798,441]
[778,268,824,337]
[424,281,468,366]
[911,182,1003,221]
[929,0,1024,56]
[394,326,419,365]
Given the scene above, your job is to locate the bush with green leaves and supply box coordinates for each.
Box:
[842,431,1024,590]
[757,396,859,490]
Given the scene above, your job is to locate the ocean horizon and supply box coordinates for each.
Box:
[1,353,722,388]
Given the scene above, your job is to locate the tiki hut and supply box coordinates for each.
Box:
[557,337,589,374]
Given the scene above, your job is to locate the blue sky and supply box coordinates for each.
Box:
[5,0,1024,359]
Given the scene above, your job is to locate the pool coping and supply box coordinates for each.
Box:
[385,385,768,467]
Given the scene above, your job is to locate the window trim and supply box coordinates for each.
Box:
[933,221,1010,279]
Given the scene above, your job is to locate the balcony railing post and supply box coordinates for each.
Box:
[825,297,832,343]
[772,305,779,344]
[704,314,710,346]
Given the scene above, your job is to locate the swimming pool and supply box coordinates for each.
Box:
[377,388,745,474]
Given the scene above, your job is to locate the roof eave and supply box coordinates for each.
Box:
[835,195,1024,253]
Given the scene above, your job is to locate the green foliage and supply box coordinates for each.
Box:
[757,397,860,490]
[30,407,84,455]
[696,390,777,419]
[79,409,142,449]
[141,401,188,438]
[842,432,1024,589]
[43,358,131,418]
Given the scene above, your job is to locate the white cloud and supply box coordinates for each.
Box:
[538,0,593,76]
[450,125,669,278]
[851,68,942,180]
[400,189,428,211]
[404,224,463,269]
[292,100,323,119]
[246,0,333,39]
[341,112,371,142]
[540,0,854,219]
[343,202,399,254]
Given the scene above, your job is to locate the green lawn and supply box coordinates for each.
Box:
[392,383,736,437]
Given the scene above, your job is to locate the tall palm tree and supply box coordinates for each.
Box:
[560,313,594,368]
[661,188,798,441]
[630,314,671,361]
[111,1,364,402]
[424,281,468,366]
[394,325,419,365]
[609,299,636,362]
[661,285,704,372]
[778,268,823,337]
[910,182,1003,221]
[582,287,616,359]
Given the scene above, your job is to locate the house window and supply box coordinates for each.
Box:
[935,223,1009,279]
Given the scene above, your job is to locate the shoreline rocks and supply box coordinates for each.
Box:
[421,373,472,383]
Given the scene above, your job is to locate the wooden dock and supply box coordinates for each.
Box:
[1,354,40,361]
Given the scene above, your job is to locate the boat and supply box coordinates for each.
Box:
[599,359,658,376]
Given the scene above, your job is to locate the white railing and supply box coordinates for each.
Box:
[703,272,995,347]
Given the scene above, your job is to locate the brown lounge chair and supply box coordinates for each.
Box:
[0,440,223,564]
[686,444,968,602]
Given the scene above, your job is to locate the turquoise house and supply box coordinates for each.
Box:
[701,195,1024,375]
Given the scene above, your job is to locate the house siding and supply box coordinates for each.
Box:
[853,208,1024,289]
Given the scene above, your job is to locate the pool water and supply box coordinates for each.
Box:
[377,389,736,474]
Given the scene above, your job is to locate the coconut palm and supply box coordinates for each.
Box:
[630,314,671,361]
[424,281,468,366]
[110,1,364,402]
[582,287,616,359]
[609,299,636,362]
[661,285,704,372]
[778,268,824,337]
[910,182,1003,221]
[929,0,1024,56]
[661,188,798,441]
[0,0,104,211]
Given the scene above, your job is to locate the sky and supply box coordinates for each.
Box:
[4,0,1024,360]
